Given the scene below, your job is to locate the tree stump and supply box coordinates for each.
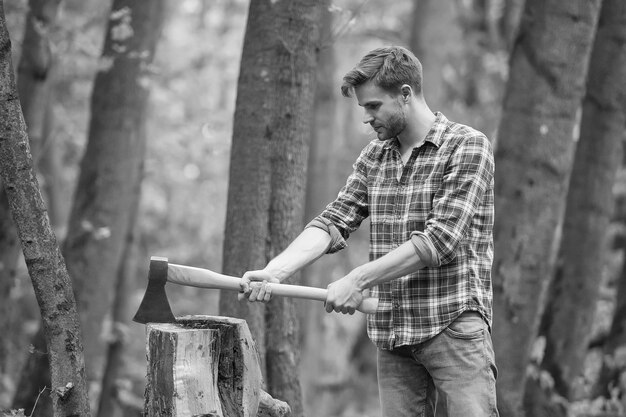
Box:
[143,315,290,417]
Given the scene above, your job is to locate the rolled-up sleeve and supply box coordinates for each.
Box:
[423,134,494,265]
[304,217,347,254]
[410,231,440,267]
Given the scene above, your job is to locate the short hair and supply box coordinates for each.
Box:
[341,46,423,98]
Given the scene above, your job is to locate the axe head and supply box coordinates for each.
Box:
[133,256,176,324]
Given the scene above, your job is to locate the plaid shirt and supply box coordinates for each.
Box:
[311,112,494,349]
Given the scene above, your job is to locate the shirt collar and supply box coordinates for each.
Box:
[382,111,447,150]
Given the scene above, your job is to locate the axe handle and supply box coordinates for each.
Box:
[168,263,379,314]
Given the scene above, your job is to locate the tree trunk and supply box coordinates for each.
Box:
[97,207,142,417]
[263,2,323,416]
[0,2,90,415]
[303,7,335,226]
[220,1,324,415]
[301,5,344,408]
[1,0,62,389]
[0,189,20,379]
[491,1,602,415]
[219,0,274,366]
[61,0,165,397]
[540,0,626,401]
[8,1,63,413]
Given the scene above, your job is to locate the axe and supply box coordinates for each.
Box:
[133,256,379,324]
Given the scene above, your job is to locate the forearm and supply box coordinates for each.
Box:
[352,240,427,290]
[265,227,332,282]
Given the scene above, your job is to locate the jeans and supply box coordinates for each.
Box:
[377,311,499,417]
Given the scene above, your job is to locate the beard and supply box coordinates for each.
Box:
[376,109,407,141]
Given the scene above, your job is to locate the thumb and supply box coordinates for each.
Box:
[240,278,250,293]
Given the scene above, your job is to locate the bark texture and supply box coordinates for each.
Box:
[264,2,323,416]
[304,5,335,225]
[144,316,265,417]
[145,325,222,416]
[61,0,165,394]
[17,0,65,229]
[0,186,19,378]
[491,1,602,415]
[10,1,63,414]
[541,0,626,400]
[219,0,274,366]
[220,3,324,415]
[0,1,90,415]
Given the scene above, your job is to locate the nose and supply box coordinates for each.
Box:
[362,111,374,125]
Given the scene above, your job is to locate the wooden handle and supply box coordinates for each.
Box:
[167,263,378,314]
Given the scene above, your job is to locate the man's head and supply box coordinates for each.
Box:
[342,46,425,142]
[341,46,423,98]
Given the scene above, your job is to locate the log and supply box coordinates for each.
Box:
[143,315,290,417]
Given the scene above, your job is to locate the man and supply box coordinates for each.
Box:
[241,46,498,416]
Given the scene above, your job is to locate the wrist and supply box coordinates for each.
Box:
[350,266,370,291]
[264,264,290,283]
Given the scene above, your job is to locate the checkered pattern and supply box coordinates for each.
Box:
[313,112,494,349]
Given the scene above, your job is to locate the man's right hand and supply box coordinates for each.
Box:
[238,269,280,303]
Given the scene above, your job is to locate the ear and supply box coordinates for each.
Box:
[400,84,412,102]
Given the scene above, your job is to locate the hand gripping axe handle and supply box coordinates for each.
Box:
[133,256,379,323]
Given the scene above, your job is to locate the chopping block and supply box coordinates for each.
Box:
[144,315,290,417]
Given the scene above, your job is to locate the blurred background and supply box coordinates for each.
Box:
[1,0,625,416]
